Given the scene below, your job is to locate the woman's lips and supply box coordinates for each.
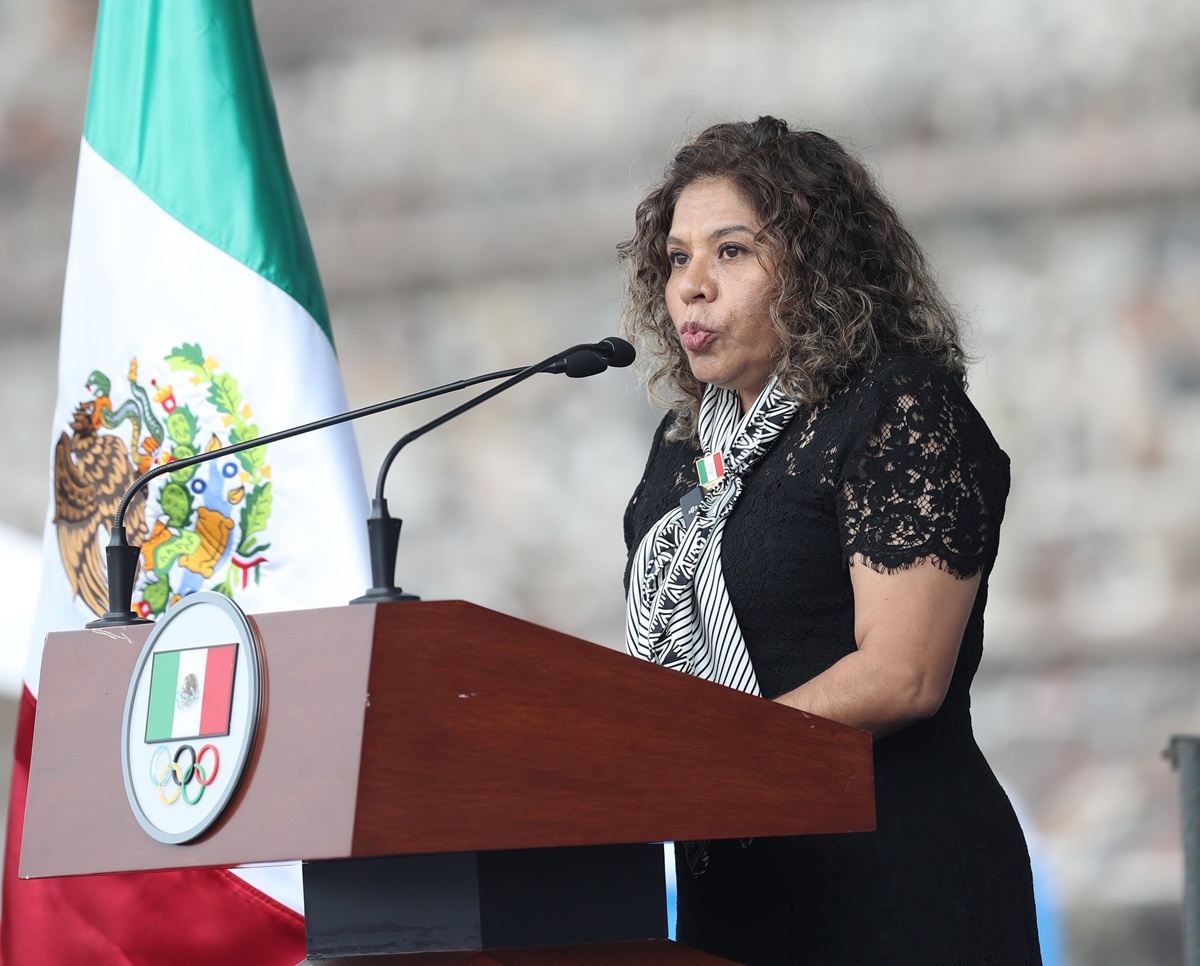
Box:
[680,322,715,352]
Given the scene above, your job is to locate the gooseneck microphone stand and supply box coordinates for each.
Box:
[85,339,632,629]
[86,366,530,628]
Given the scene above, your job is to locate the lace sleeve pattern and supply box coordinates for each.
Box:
[838,358,1009,579]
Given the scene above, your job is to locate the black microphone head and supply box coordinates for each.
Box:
[561,349,608,378]
[598,337,636,368]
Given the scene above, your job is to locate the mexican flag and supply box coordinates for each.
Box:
[1,1,371,962]
[145,644,238,743]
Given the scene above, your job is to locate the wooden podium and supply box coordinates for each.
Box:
[20,600,875,964]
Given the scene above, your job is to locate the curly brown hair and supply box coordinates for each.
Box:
[617,116,967,441]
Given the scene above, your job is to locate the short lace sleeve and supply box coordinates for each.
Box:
[838,358,1010,578]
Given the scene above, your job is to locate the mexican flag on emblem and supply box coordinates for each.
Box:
[145,644,238,743]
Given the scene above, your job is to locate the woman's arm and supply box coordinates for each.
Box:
[773,553,979,739]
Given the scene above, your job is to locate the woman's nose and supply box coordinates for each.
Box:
[676,257,716,302]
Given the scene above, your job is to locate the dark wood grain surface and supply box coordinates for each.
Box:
[353,601,874,855]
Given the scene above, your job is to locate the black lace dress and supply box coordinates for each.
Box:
[623,355,1042,966]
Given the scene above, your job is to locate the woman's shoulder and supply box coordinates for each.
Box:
[645,409,705,461]
[847,352,968,401]
[833,352,1008,468]
[836,355,1011,577]
[644,409,687,457]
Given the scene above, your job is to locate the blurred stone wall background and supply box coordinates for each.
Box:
[2,0,1199,962]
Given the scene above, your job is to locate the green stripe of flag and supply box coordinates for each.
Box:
[82,0,333,345]
[145,649,181,743]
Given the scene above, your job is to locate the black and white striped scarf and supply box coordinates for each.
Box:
[625,377,800,695]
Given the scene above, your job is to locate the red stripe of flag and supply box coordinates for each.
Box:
[199,643,237,737]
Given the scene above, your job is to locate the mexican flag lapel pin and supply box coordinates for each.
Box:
[695,450,725,489]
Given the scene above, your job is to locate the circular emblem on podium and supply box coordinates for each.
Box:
[120,591,262,844]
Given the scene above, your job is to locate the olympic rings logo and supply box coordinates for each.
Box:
[149,743,220,805]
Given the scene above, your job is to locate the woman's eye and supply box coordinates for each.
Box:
[719,244,743,259]
[668,250,688,267]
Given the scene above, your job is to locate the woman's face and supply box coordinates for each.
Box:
[665,177,780,413]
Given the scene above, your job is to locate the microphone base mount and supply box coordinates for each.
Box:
[91,526,151,629]
[350,587,422,605]
[85,612,153,629]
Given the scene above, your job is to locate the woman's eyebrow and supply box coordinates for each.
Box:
[710,224,756,240]
[666,224,756,247]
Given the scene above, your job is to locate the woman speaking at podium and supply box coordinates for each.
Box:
[619,116,1041,965]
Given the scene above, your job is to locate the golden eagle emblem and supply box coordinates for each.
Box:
[54,345,274,618]
[53,394,149,617]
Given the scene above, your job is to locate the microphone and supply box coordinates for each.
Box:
[544,337,635,377]
[354,336,635,602]
[85,338,632,628]
[595,336,637,368]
